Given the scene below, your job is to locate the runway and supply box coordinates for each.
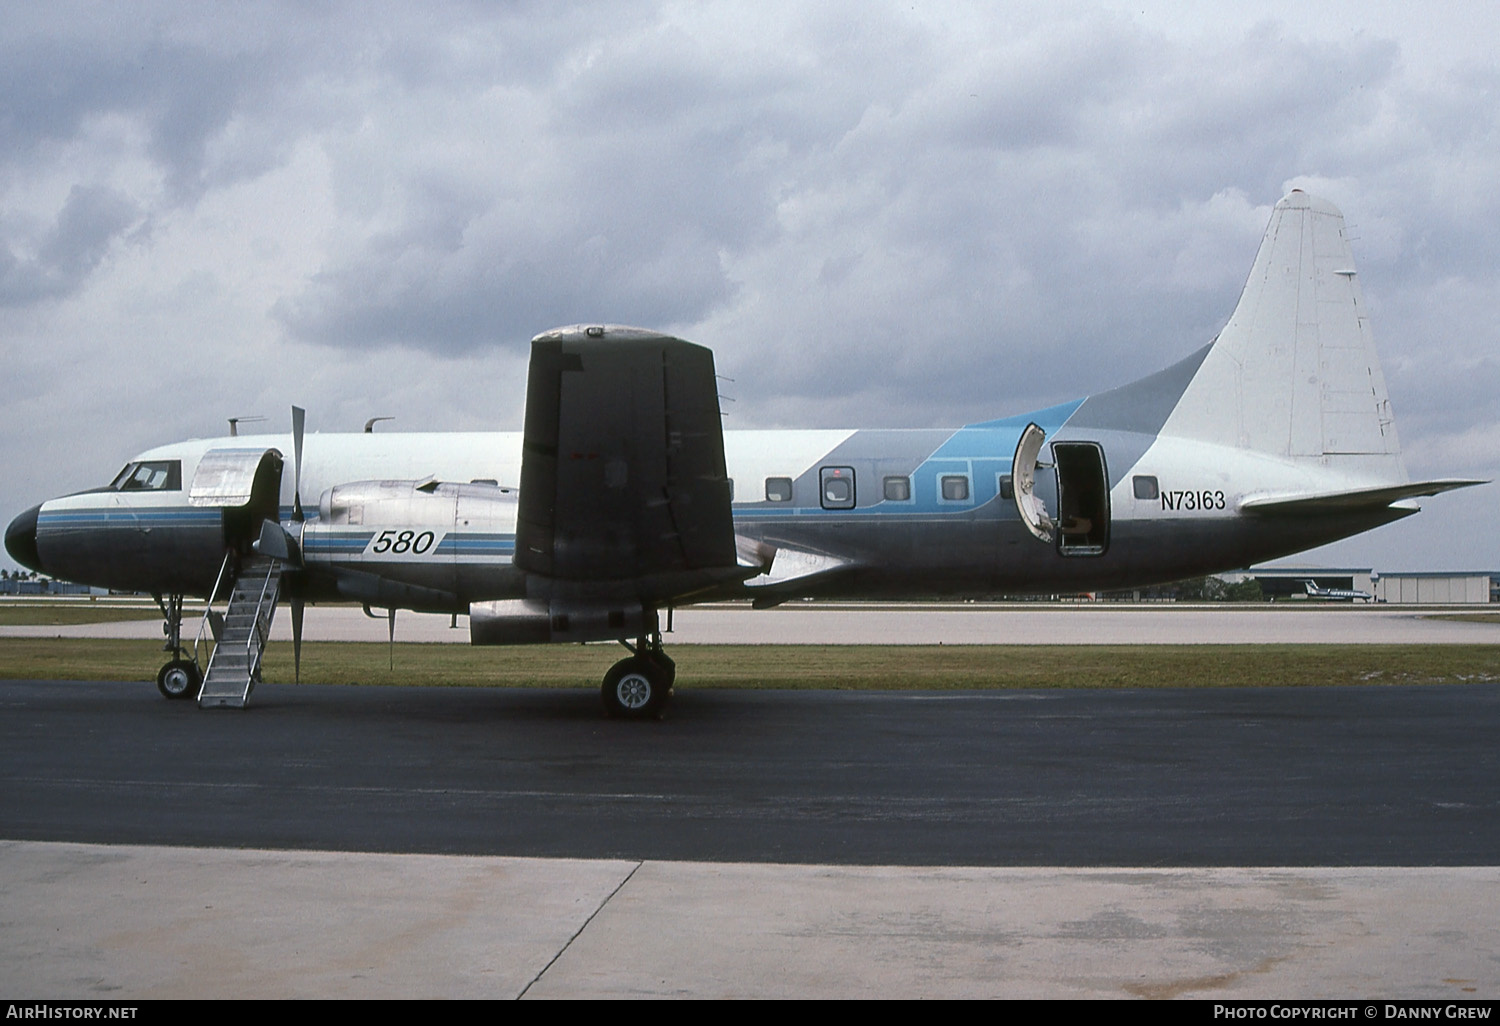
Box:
[3,678,1499,997]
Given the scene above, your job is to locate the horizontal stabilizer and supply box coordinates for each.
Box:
[1241,479,1486,517]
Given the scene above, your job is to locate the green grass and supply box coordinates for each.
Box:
[1,638,1497,689]
[0,605,159,626]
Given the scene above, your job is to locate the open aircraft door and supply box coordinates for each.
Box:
[188,448,285,552]
[1011,426,1110,556]
[1051,442,1109,556]
[1011,423,1055,543]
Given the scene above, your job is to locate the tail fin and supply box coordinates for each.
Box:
[1161,191,1403,482]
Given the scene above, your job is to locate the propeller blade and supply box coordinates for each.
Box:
[387,607,396,671]
[291,405,306,521]
[292,597,304,684]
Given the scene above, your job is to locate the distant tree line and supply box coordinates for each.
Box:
[1100,576,1265,602]
[1171,576,1264,601]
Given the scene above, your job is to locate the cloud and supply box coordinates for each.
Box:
[0,185,140,304]
[2,1,1499,574]
[251,5,1500,449]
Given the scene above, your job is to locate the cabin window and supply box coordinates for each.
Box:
[941,475,970,502]
[765,477,793,503]
[819,466,855,509]
[883,476,911,501]
[999,474,1014,500]
[1133,475,1159,500]
[111,460,182,491]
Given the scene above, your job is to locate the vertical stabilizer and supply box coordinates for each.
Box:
[1159,191,1405,483]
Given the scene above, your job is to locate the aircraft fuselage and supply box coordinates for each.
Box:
[14,414,1413,610]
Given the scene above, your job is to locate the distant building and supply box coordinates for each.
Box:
[1373,572,1494,605]
[0,577,104,596]
[1233,565,1375,601]
[1230,566,1495,604]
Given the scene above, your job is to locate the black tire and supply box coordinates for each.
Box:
[601,656,671,719]
[156,659,201,700]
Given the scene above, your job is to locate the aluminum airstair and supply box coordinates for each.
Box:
[198,554,281,708]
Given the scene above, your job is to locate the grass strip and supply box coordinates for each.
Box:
[1,638,1497,689]
[0,607,161,626]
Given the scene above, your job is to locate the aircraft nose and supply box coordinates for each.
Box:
[5,504,42,573]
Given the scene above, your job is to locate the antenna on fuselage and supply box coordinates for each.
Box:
[228,416,265,437]
[364,416,394,433]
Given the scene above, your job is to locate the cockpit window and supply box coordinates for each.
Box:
[111,460,182,491]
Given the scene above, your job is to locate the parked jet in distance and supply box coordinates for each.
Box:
[5,192,1483,717]
[1301,580,1374,602]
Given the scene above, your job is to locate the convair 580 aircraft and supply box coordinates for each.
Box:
[5,192,1481,716]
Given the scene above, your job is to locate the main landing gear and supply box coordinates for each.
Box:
[152,592,201,700]
[602,636,675,720]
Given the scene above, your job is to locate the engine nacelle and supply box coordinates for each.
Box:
[469,598,658,645]
[316,478,517,531]
[301,479,522,606]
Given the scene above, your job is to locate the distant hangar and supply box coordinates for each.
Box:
[1373,571,1495,605]
[1241,566,1495,604]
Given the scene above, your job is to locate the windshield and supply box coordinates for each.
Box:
[110,460,182,491]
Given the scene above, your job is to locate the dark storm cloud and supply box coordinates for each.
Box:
[0,21,295,199]
[695,18,1435,425]
[273,9,812,353]
[0,184,139,305]
[0,5,337,308]
[273,212,738,353]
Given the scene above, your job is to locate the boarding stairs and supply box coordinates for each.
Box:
[198,554,282,708]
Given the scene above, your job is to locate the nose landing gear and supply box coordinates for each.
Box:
[152,592,201,700]
[157,658,202,699]
[602,636,675,719]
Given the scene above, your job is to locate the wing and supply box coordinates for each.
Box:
[513,324,741,598]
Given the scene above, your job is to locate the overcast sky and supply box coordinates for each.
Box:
[2,1,1496,573]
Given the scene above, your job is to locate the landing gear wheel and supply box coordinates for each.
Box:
[156,659,201,700]
[602,656,672,720]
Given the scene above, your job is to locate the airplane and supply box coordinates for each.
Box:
[1300,580,1374,602]
[4,191,1484,717]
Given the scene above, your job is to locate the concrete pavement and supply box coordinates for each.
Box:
[4,842,1496,999]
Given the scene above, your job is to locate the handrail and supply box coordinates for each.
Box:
[192,550,235,670]
[244,559,279,672]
